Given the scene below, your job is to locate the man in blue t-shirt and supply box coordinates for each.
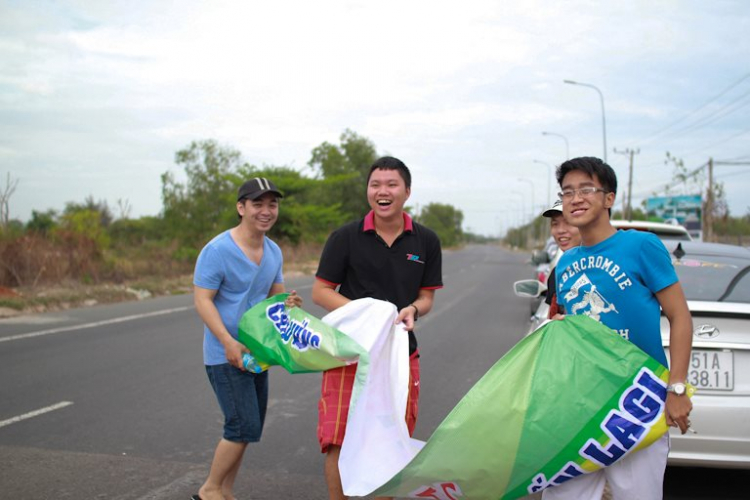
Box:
[192,178,301,500]
[546,157,693,500]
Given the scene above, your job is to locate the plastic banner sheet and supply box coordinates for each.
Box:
[237,296,671,500]
[371,314,670,499]
[237,293,368,374]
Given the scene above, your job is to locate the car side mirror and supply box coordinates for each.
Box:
[513,279,548,298]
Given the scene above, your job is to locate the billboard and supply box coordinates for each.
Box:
[645,194,702,240]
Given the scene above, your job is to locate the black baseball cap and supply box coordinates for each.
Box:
[237,178,283,201]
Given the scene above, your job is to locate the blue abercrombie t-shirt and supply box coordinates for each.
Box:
[193,230,284,365]
[555,230,678,367]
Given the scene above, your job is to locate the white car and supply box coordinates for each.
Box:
[611,219,691,241]
[661,240,750,469]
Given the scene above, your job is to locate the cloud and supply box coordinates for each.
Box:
[1,0,750,235]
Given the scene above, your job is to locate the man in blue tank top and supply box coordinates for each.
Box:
[546,157,693,500]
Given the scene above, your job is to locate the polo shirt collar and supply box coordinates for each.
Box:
[363,211,414,233]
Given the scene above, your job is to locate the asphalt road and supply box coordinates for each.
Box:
[0,244,746,499]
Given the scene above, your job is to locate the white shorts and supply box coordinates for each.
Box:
[541,434,670,500]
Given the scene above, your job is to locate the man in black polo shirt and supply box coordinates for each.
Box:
[312,156,443,500]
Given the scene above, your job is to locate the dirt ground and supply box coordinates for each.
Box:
[0,257,320,319]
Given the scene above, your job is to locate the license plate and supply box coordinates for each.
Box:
[687,349,734,391]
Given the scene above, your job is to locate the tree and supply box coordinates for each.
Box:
[308,129,378,222]
[418,203,464,248]
[116,198,132,220]
[246,166,347,244]
[0,172,19,229]
[64,195,114,227]
[108,216,165,246]
[26,209,58,234]
[663,152,726,218]
[58,209,110,249]
[161,140,245,250]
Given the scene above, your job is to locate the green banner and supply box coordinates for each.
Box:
[372,314,669,499]
[237,293,367,373]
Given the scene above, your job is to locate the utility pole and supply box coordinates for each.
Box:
[613,148,640,220]
[705,157,714,242]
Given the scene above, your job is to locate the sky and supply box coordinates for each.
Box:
[2,0,749,237]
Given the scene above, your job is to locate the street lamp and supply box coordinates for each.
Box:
[563,79,607,162]
[509,190,528,248]
[509,190,526,223]
[532,159,553,208]
[517,178,537,247]
[541,131,570,160]
[517,178,535,220]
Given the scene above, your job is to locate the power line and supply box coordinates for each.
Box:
[630,160,709,199]
[630,159,750,202]
[715,169,750,180]
[719,154,750,161]
[635,71,750,146]
[680,125,750,157]
[661,89,750,140]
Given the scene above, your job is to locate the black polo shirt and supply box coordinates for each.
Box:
[316,211,443,354]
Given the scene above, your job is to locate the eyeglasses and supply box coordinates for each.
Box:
[558,187,609,200]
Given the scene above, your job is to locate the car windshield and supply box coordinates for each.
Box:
[672,254,750,303]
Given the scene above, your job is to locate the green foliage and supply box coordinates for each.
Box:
[0,297,24,310]
[160,139,355,253]
[503,215,549,250]
[714,212,750,238]
[1,219,24,237]
[108,216,166,246]
[162,139,244,249]
[27,209,58,234]
[611,207,648,221]
[3,131,477,290]
[250,166,347,244]
[65,195,114,227]
[308,129,378,221]
[464,232,499,244]
[418,203,464,248]
[58,209,110,249]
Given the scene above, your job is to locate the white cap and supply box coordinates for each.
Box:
[541,199,563,218]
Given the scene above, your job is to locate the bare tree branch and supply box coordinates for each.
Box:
[0,172,20,228]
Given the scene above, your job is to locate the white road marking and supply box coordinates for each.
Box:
[0,305,194,343]
[0,401,74,429]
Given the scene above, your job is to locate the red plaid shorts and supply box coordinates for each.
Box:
[317,352,420,453]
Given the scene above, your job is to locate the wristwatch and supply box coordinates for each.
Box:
[667,382,687,396]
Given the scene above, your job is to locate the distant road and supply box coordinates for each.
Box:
[0,244,745,499]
